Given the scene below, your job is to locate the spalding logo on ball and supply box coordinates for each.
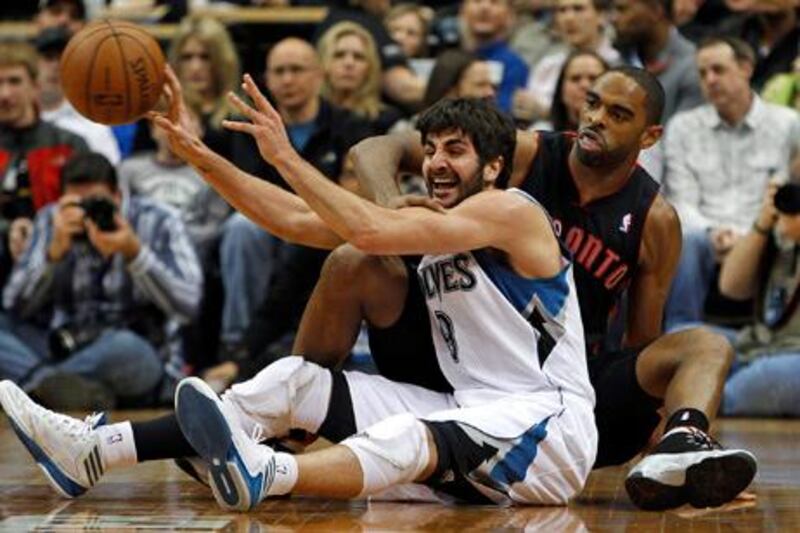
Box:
[60,20,166,125]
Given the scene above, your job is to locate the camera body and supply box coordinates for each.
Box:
[774,183,800,215]
[79,196,117,231]
[48,323,105,360]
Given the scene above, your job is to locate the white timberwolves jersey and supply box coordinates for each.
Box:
[416,191,594,410]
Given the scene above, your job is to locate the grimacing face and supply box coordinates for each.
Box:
[575,72,655,168]
[422,128,492,208]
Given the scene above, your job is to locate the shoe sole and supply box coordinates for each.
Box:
[175,378,256,511]
[685,452,757,508]
[625,450,757,511]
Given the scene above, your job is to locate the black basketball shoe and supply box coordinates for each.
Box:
[625,426,757,511]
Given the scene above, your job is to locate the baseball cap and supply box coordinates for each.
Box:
[38,0,86,20]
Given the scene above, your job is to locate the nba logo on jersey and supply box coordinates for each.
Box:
[619,213,632,233]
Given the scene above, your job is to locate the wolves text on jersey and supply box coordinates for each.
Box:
[418,253,478,301]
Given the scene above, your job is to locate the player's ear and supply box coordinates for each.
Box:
[482,156,503,189]
[639,124,663,151]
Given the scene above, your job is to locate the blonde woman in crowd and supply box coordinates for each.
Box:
[168,15,240,154]
[318,21,403,134]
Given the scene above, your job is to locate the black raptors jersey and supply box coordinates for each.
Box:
[521,132,659,356]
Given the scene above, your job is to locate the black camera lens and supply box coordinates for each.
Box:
[774,183,800,215]
[80,196,118,231]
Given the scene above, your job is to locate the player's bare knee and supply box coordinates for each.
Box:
[341,413,432,497]
[680,327,734,369]
[222,356,332,438]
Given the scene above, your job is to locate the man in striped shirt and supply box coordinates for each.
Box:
[0,153,203,408]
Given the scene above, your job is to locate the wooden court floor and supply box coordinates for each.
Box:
[0,412,798,531]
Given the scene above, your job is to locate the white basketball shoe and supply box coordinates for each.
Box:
[174,377,277,511]
[0,380,107,497]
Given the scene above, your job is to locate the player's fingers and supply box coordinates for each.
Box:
[226,92,263,124]
[164,65,183,99]
[222,119,258,135]
[242,74,277,118]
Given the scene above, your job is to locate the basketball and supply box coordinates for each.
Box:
[60,20,166,125]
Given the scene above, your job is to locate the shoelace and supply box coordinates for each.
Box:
[685,427,722,451]
[251,424,265,444]
[35,404,102,440]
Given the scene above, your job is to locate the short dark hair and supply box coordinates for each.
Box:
[416,98,516,189]
[697,35,756,65]
[61,152,118,192]
[604,65,665,126]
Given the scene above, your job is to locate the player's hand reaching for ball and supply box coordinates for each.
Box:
[149,66,207,165]
[222,74,294,166]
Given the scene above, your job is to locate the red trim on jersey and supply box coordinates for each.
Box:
[26,145,75,210]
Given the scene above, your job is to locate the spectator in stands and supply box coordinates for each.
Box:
[718,179,800,417]
[215,38,373,364]
[513,0,620,126]
[385,3,431,59]
[460,0,529,114]
[663,36,800,331]
[509,0,565,70]
[612,0,704,122]
[0,42,88,289]
[0,153,202,409]
[168,15,240,157]
[119,99,231,263]
[35,26,121,166]
[673,0,735,43]
[721,0,799,91]
[532,49,609,130]
[318,21,404,134]
[35,0,85,34]
[422,49,497,109]
[315,0,426,107]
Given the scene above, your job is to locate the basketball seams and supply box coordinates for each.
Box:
[106,20,133,122]
[60,24,113,68]
[82,34,120,121]
[117,31,166,106]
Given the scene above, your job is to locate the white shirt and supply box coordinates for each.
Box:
[41,100,121,165]
[663,95,800,233]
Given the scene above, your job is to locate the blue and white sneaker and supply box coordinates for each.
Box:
[174,377,276,511]
[0,380,107,498]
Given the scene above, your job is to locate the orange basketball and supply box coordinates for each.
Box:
[60,20,166,125]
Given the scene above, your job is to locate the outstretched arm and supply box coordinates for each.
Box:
[150,67,342,250]
[224,75,560,274]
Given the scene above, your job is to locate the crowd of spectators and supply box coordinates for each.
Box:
[1,0,799,416]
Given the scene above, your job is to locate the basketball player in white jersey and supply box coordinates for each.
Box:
[0,75,596,508]
[159,89,597,508]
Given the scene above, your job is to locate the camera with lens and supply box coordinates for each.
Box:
[48,323,105,360]
[80,196,117,231]
[774,183,800,215]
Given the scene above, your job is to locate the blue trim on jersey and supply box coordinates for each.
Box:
[472,250,570,318]
[489,416,551,486]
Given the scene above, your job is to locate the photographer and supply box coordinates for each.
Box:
[0,153,202,409]
[718,179,800,416]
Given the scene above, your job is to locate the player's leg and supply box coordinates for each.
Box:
[174,370,452,509]
[625,327,757,510]
[292,244,410,368]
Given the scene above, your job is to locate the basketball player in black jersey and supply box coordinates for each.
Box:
[288,66,757,511]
